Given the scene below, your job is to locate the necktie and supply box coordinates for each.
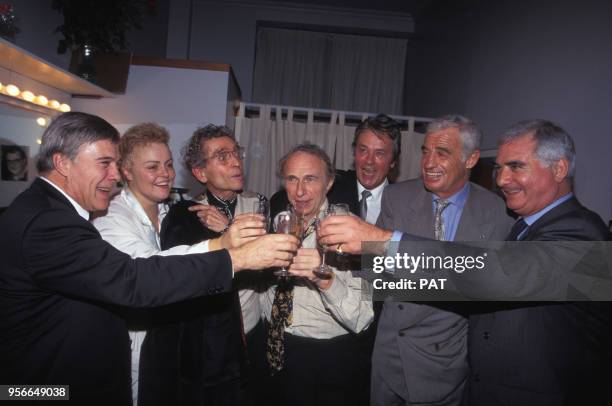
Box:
[506,218,528,241]
[266,218,317,373]
[433,199,451,241]
[360,190,372,221]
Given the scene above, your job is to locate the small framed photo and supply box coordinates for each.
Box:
[1,145,29,182]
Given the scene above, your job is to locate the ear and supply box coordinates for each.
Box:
[121,165,133,182]
[192,167,208,184]
[52,153,72,177]
[326,175,335,193]
[390,159,396,169]
[552,158,569,182]
[465,150,480,170]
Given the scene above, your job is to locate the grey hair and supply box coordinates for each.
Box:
[183,124,235,171]
[498,119,576,179]
[278,142,335,182]
[426,114,483,160]
[36,112,119,173]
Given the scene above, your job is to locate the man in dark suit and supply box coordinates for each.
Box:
[319,119,611,405]
[140,124,269,406]
[467,119,611,405]
[0,112,298,405]
[270,113,401,222]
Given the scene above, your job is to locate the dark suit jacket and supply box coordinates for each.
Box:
[0,178,233,405]
[138,200,244,406]
[270,169,360,217]
[469,197,612,406]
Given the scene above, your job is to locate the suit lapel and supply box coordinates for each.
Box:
[521,197,581,241]
[407,181,436,239]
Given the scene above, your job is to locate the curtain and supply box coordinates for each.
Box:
[253,27,407,115]
[237,104,340,198]
[236,104,425,198]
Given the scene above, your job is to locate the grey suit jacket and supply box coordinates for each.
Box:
[373,178,512,404]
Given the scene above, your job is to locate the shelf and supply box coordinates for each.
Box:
[0,37,114,98]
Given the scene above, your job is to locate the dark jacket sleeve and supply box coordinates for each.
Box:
[22,207,233,308]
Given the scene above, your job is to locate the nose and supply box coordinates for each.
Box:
[364,151,375,165]
[108,161,120,182]
[422,152,436,169]
[496,166,510,188]
[296,180,306,197]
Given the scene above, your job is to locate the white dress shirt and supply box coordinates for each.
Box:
[261,200,373,339]
[93,187,209,405]
[357,178,388,225]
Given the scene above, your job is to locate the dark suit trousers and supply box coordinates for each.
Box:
[267,332,370,406]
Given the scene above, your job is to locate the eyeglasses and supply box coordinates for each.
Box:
[207,146,245,165]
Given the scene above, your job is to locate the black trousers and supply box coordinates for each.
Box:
[267,331,372,406]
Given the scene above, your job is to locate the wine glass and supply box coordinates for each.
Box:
[314,210,333,279]
[252,200,270,231]
[273,209,302,277]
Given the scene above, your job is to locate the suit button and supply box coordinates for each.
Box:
[398,332,405,337]
[482,331,490,340]
[398,304,404,310]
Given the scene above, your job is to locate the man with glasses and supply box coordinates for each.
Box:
[139,124,269,405]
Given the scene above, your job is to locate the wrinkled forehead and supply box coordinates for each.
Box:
[201,135,236,156]
[283,152,327,178]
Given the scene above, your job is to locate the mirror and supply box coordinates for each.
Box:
[0,103,55,208]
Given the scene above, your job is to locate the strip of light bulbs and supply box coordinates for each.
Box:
[0,82,71,112]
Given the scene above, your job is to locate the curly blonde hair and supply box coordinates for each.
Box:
[119,122,170,169]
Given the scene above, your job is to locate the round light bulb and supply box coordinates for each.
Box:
[36,138,42,145]
[59,103,71,112]
[37,117,47,126]
[22,91,35,102]
[6,84,20,97]
[49,99,61,109]
[36,95,48,105]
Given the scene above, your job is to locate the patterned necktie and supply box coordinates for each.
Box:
[433,199,451,241]
[360,190,372,221]
[266,217,317,374]
[506,218,528,241]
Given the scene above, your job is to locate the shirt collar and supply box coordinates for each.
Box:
[522,192,574,226]
[122,186,168,227]
[39,176,90,221]
[431,181,470,209]
[357,178,388,201]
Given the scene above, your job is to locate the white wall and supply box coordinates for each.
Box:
[72,65,231,193]
[167,0,414,101]
[406,0,612,221]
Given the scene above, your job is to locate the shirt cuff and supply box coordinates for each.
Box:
[319,271,347,305]
[385,231,404,275]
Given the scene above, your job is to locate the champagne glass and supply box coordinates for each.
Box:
[252,200,270,231]
[314,210,333,279]
[273,209,302,277]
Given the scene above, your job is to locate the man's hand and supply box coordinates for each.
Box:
[229,234,299,272]
[218,213,266,249]
[188,204,229,232]
[317,215,393,255]
[288,248,333,290]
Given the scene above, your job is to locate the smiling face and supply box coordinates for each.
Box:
[283,151,333,220]
[6,151,27,177]
[496,134,570,217]
[354,130,395,190]
[421,127,479,198]
[122,142,175,207]
[192,136,244,200]
[61,139,120,212]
